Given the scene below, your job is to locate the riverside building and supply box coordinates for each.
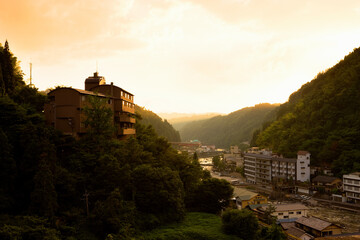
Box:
[244,151,310,184]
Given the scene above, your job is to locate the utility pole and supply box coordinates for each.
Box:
[29,62,34,88]
[83,190,89,216]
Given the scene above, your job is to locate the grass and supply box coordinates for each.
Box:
[137,212,242,240]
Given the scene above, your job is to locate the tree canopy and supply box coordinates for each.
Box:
[180,103,278,148]
[254,47,360,176]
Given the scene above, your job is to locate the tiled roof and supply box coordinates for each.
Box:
[247,204,267,210]
[244,153,297,163]
[280,222,295,230]
[233,187,258,200]
[261,203,308,212]
[298,151,310,155]
[312,175,340,184]
[296,216,333,231]
[74,88,107,97]
[48,87,107,97]
[286,227,309,238]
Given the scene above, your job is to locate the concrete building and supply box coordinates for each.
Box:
[343,172,360,204]
[296,151,311,182]
[44,72,136,139]
[244,151,311,184]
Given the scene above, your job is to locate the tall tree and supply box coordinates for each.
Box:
[29,156,58,217]
[82,95,115,148]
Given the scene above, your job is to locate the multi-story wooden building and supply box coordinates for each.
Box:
[44,72,136,139]
[244,151,310,184]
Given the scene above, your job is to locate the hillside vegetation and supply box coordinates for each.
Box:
[180,103,279,148]
[254,47,360,176]
[136,105,181,142]
[0,41,239,239]
[139,212,241,240]
[167,113,221,131]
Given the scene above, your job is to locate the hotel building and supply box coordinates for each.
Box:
[44,72,136,139]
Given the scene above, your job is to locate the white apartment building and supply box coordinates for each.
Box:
[244,151,311,184]
[343,172,360,204]
[296,151,311,182]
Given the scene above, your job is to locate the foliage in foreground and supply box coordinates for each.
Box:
[0,41,235,239]
[137,212,241,240]
[222,209,286,240]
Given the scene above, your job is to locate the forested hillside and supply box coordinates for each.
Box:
[180,103,279,148]
[254,47,360,176]
[135,105,181,142]
[166,113,220,131]
[0,41,238,239]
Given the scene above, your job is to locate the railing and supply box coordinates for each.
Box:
[119,114,136,123]
[118,128,136,135]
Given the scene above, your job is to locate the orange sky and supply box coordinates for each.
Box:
[1,0,360,114]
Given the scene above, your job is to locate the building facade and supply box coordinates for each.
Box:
[258,203,309,220]
[244,151,310,184]
[343,172,360,204]
[44,72,136,139]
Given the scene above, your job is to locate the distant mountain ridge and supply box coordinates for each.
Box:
[179,103,279,148]
[254,47,360,176]
[163,113,221,131]
[136,106,181,142]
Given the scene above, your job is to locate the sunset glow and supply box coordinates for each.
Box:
[1,0,360,114]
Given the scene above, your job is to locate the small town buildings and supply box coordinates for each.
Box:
[244,151,310,184]
[343,172,360,204]
[295,216,342,238]
[280,222,314,240]
[224,145,244,168]
[258,203,309,221]
[233,187,268,209]
[286,226,314,240]
[312,175,342,193]
[44,72,136,139]
[170,141,202,153]
[310,167,334,176]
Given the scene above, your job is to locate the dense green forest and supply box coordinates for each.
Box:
[135,105,181,142]
[0,41,254,239]
[180,103,279,148]
[254,47,360,176]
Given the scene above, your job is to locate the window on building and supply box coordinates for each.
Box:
[278,213,283,216]
[296,211,301,214]
[283,216,289,219]
[289,212,294,214]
